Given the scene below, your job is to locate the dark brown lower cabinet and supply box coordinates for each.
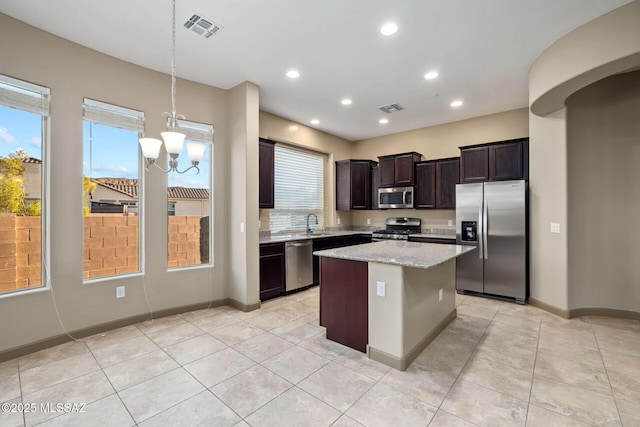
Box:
[319,257,368,352]
[259,242,285,301]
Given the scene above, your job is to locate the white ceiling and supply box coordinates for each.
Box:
[0,0,632,141]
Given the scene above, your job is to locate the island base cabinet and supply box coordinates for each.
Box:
[319,257,368,353]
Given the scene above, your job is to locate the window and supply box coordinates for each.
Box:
[270,145,324,234]
[83,98,144,279]
[167,119,212,268]
[0,74,49,294]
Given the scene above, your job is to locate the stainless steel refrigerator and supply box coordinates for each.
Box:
[455,180,528,304]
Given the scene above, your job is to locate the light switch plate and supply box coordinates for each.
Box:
[337,218,341,225]
[438,288,443,301]
[367,218,371,225]
[240,222,245,233]
[448,220,453,227]
[550,222,560,234]
[376,281,386,297]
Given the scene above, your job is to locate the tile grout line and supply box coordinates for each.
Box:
[83,340,139,427]
[523,317,543,427]
[592,322,625,425]
[429,300,498,417]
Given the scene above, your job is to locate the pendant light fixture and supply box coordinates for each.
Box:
[139,0,205,174]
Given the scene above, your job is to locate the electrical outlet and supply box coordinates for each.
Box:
[367,218,371,225]
[550,222,560,234]
[376,281,386,297]
[240,222,245,233]
[337,218,341,225]
[448,220,453,227]
[116,286,125,299]
[438,288,443,301]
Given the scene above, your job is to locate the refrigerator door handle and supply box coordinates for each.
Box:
[477,203,483,259]
[483,200,489,259]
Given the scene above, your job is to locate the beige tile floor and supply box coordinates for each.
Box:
[1,287,639,426]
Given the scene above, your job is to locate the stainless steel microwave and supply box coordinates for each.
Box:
[378,186,414,209]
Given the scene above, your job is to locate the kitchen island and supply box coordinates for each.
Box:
[314,241,475,370]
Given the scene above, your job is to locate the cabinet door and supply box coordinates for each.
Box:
[335,161,351,211]
[394,154,416,185]
[371,166,380,210]
[436,158,460,209]
[350,162,371,209]
[378,156,395,187]
[489,141,523,181]
[460,146,489,183]
[258,139,275,208]
[415,162,436,208]
[320,257,368,352]
[259,243,284,301]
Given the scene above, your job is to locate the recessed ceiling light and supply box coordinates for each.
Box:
[424,71,439,80]
[310,119,320,125]
[341,98,352,106]
[380,22,398,36]
[379,119,389,124]
[450,100,463,107]
[286,70,300,79]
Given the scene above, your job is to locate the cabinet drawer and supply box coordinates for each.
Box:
[260,242,285,256]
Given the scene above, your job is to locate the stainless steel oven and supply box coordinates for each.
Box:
[378,186,414,209]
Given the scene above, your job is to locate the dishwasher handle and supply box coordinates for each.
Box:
[286,240,312,247]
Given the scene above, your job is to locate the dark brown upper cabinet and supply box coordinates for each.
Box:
[415,157,459,209]
[259,138,275,208]
[371,165,380,210]
[436,157,460,209]
[336,160,377,210]
[378,152,423,187]
[415,161,436,208]
[460,138,529,183]
[378,156,395,187]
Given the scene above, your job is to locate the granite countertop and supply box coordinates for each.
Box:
[314,240,475,270]
[259,230,371,244]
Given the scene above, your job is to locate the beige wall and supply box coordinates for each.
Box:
[351,108,529,161]
[530,1,640,116]
[228,82,260,307]
[0,13,232,353]
[529,0,640,312]
[566,71,640,311]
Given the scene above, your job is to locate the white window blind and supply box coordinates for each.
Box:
[176,119,213,143]
[83,98,144,133]
[0,74,50,116]
[270,144,324,234]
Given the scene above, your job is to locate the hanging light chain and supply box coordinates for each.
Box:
[169,0,178,130]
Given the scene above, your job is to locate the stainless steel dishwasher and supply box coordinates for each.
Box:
[285,240,313,292]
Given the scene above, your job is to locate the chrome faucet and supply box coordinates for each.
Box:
[306,213,318,234]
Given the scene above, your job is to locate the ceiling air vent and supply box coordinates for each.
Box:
[379,103,405,114]
[183,13,223,38]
